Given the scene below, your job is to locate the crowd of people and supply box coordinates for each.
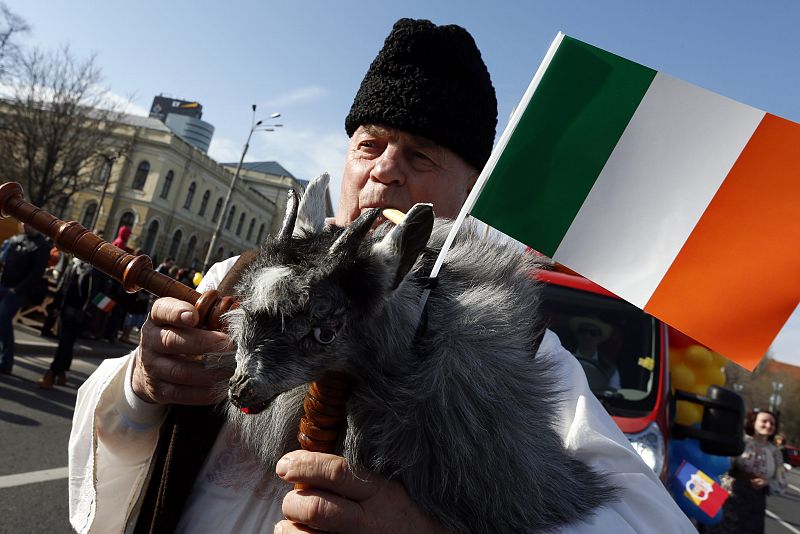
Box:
[0,222,202,388]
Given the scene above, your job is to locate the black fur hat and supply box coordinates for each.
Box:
[345,18,497,171]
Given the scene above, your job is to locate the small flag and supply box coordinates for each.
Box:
[92,293,116,313]
[673,461,729,517]
[463,33,800,370]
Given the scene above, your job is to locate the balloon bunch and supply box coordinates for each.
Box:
[668,327,728,426]
[668,438,731,525]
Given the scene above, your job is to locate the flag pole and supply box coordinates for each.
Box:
[416,32,566,313]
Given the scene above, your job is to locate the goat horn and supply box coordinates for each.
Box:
[276,189,299,242]
[329,208,381,258]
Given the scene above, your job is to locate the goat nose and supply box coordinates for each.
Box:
[229,374,256,407]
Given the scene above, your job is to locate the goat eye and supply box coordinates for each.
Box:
[312,327,336,344]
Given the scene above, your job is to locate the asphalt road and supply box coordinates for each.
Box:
[1,321,799,533]
[0,322,131,534]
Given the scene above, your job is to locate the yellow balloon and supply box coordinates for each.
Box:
[710,351,728,367]
[691,383,709,396]
[698,366,726,387]
[676,401,703,426]
[671,364,695,391]
[193,272,203,287]
[684,345,713,368]
[669,348,686,367]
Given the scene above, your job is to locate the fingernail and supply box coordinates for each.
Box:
[276,455,291,477]
[180,311,195,326]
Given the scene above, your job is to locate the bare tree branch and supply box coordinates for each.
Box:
[0,2,29,78]
[0,45,128,209]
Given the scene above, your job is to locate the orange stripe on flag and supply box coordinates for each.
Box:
[645,113,800,370]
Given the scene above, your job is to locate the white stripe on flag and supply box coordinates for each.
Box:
[553,72,765,307]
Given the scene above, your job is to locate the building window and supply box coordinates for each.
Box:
[143,220,159,255]
[212,199,223,223]
[160,170,174,199]
[256,223,265,244]
[168,229,183,258]
[132,161,150,190]
[81,202,98,229]
[97,158,113,186]
[236,212,245,236]
[246,217,255,242]
[225,206,236,230]
[198,190,210,216]
[54,196,69,219]
[183,182,196,209]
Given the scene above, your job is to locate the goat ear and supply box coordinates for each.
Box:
[276,189,299,242]
[329,208,381,259]
[293,173,330,238]
[374,203,434,289]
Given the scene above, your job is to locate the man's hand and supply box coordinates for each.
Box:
[750,477,768,489]
[131,297,233,405]
[275,450,451,534]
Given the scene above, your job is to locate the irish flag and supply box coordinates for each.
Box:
[460,33,800,370]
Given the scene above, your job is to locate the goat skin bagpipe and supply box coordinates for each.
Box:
[0,181,344,470]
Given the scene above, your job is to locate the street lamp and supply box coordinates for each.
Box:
[202,105,282,272]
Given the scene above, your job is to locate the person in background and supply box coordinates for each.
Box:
[112,225,134,253]
[37,257,100,388]
[709,409,788,534]
[0,224,50,374]
[156,256,175,276]
[569,316,620,390]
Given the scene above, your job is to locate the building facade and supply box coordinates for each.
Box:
[66,114,319,271]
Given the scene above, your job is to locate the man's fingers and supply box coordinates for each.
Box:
[276,450,378,502]
[280,488,363,534]
[141,321,230,356]
[144,354,231,387]
[148,297,199,327]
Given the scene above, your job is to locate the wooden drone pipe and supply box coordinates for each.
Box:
[0,181,349,479]
[0,182,237,329]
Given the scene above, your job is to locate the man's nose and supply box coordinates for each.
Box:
[370,146,406,186]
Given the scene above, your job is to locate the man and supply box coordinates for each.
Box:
[70,19,694,533]
[0,223,50,374]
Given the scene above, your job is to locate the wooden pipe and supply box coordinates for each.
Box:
[0,182,237,329]
[0,181,347,480]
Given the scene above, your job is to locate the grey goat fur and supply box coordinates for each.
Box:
[219,175,617,533]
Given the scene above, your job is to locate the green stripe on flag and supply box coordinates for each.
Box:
[472,36,657,256]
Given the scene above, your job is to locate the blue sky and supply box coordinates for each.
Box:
[7,0,799,366]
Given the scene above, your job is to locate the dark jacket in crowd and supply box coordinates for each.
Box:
[0,232,51,303]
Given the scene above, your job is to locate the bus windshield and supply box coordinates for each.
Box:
[541,283,661,418]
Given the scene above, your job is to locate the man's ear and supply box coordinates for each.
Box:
[373,203,434,289]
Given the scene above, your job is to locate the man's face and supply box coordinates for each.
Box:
[336,125,478,226]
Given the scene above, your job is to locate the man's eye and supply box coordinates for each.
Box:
[312,327,336,344]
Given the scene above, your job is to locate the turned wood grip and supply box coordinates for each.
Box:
[0,181,351,480]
